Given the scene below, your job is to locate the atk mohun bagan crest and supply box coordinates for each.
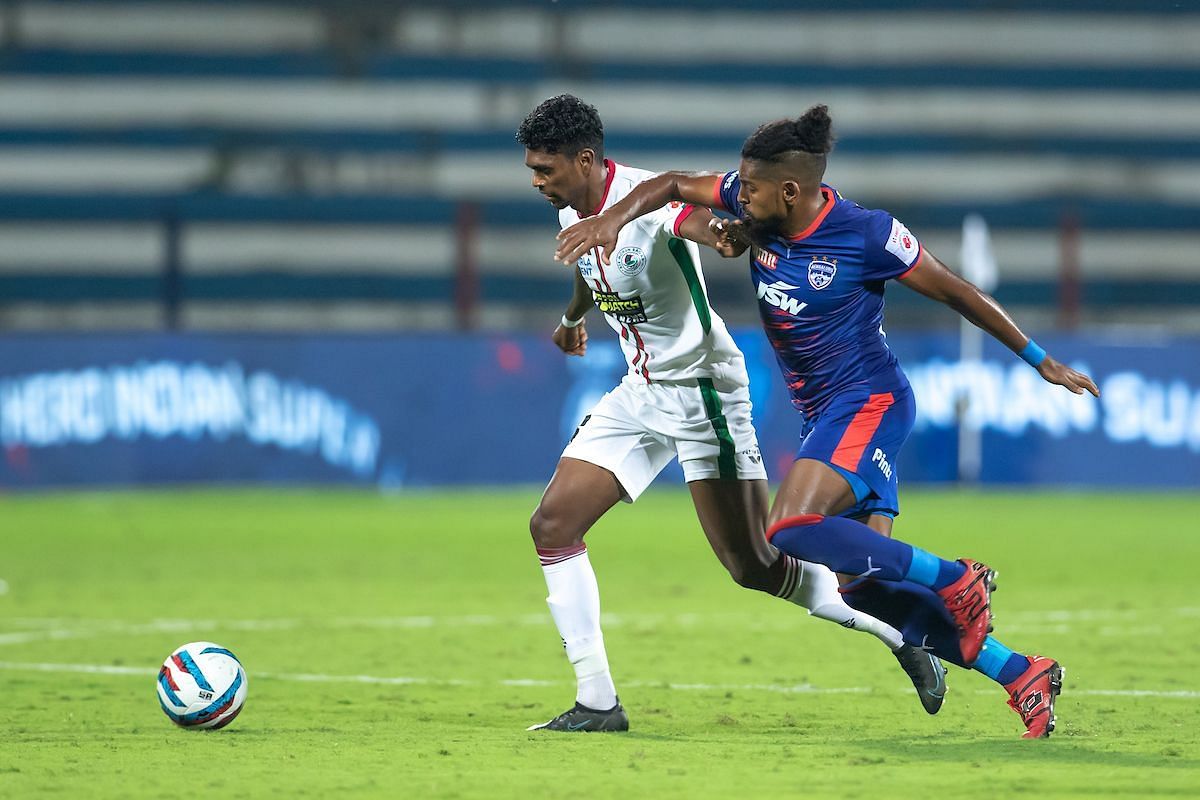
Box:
[614,245,649,277]
[807,256,838,290]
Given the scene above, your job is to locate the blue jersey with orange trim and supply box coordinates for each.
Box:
[715,172,923,418]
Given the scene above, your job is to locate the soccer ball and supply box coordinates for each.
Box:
[156,641,248,730]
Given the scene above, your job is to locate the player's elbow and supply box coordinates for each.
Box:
[662,171,693,202]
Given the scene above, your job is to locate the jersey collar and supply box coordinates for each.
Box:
[578,159,617,218]
[784,185,837,242]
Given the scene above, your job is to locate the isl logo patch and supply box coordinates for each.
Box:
[807,256,837,290]
[614,246,648,277]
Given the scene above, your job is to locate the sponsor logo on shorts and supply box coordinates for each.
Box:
[614,246,648,277]
[593,290,648,324]
[807,256,837,290]
[871,447,893,480]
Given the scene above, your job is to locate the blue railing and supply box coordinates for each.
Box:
[2,127,1198,161]
[4,48,1200,91]
[2,192,1196,230]
[2,191,1197,317]
[29,0,1199,13]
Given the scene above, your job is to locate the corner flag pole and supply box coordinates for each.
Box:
[958,213,998,484]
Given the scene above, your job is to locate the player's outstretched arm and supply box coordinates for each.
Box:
[553,269,594,357]
[900,250,1100,397]
[555,172,725,265]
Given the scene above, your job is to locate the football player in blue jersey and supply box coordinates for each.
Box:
[555,104,1099,739]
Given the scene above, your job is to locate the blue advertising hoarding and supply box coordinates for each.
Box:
[0,331,1197,490]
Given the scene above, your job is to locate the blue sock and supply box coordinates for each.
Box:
[972,637,1031,686]
[904,547,967,591]
[839,578,971,669]
[768,514,963,589]
[843,582,1030,679]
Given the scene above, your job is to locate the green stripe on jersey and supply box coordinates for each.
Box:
[698,378,737,480]
[668,237,712,335]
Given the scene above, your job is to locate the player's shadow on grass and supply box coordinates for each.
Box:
[854,736,1197,771]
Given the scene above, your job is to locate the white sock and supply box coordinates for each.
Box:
[539,545,618,711]
[780,555,905,651]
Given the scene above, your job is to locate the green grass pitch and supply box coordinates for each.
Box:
[2,488,1198,798]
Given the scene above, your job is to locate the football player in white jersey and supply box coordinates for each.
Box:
[516,95,946,733]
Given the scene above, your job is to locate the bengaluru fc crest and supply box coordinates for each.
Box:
[807,256,837,290]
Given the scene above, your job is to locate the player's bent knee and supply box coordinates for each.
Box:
[766,510,826,538]
[723,552,776,593]
[529,505,586,549]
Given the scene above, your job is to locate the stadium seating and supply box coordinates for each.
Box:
[2,0,1198,330]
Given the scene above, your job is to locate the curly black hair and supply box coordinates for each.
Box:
[516,94,604,160]
[741,104,835,162]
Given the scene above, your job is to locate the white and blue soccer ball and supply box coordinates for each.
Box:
[156,641,248,730]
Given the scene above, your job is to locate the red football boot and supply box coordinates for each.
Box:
[1004,656,1064,739]
[935,558,996,664]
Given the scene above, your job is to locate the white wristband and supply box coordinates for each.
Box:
[560,314,584,328]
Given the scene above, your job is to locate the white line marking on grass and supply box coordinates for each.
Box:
[7,605,1200,637]
[500,678,558,687]
[259,671,472,687]
[0,661,155,677]
[1006,607,1200,623]
[0,605,1194,658]
[0,629,96,645]
[0,579,8,595]
[0,618,303,648]
[0,661,874,693]
[624,681,873,695]
[1,661,1197,699]
[1074,689,1200,699]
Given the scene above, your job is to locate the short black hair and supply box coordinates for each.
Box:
[516,94,604,161]
[741,104,835,162]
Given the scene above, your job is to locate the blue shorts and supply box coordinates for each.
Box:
[796,383,916,518]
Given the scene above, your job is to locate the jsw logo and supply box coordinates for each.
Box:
[757,281,808,316]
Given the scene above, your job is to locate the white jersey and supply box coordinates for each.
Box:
[559,160,747,385]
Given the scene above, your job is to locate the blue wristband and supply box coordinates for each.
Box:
[1019,339,1047,368]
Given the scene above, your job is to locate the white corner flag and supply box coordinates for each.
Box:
[957,213,998,483]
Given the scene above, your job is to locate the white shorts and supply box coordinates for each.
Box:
[561,375,767,503]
